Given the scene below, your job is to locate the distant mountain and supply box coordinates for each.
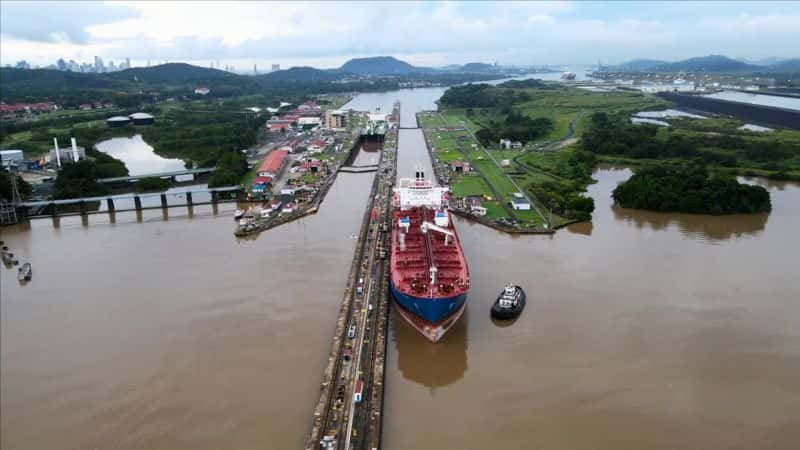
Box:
[650,55,761,73]
[258,66,345,83]
[735,56,787,66]
[766,58,800,72]
[612,58,668,72]
[338,56,435,75]
[460,62,498,73]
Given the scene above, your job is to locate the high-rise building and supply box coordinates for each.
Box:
[125,57,131,69]
[271,63,280,72]
[254,64,257,74]
[94,56,104,73]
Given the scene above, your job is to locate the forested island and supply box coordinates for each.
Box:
[612,164,771,214]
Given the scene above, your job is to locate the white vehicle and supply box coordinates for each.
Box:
[347,324,356,339]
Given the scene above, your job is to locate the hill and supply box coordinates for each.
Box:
[257,66,345,83]
[338,56,434,75]
[0,63,261,104]
[0,67,124,101]
[650,55,761,72]
[107,63,237,83]
[612,58,668,72]
[460,62,497,73]
[767,58,800,72]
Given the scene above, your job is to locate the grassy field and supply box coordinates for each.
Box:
[420,85,674,228]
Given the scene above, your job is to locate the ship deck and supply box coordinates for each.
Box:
[391,207,469,299]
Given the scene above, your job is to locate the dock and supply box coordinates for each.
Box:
[305,128,397,450]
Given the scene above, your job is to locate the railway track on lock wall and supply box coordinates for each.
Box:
[306,131,396,450]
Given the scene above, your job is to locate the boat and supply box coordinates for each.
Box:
[18,262,32,282]
[390,166,470,343]
[1,248,17,267]
[234,208,246,220]
[491,284,526,320]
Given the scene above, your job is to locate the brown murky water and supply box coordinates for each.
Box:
[384,167,800,449]
[1,169,375,450]
[3,88,800,450]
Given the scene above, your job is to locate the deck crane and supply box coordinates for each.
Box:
[420,221,455,245]
[420,220,456,286]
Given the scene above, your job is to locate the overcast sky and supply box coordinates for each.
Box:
[2,1,799,69]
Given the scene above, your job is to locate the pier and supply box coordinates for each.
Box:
[305,129,397,450]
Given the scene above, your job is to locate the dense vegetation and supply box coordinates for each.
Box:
[0,169,32,200]
[613,164,771,214]
[52,160,109,199]
[1,63,504,106]
[582,112,800,179]
[439,84,532,108]
[474,111,553,146]
[139,108,262,167]
[522,149,596,220]
[208,152,248,187]
[134,177,171,193]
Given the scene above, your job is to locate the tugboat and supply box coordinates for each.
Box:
[1,247,18,267]
[18,262,32,282]
[491,284,526,320]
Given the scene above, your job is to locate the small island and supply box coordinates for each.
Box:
[612,164,771,214]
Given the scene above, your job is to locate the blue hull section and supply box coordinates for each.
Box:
[390,281,467,323]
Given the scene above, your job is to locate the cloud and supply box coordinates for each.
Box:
[1,1,799,67]
[0,1,139,44]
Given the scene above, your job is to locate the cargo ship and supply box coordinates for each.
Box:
[361,108,387,148]
[390,167,469,343]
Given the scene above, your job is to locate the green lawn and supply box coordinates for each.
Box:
[451,173,491,197]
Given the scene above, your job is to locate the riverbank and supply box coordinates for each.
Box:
[233,129,396,238]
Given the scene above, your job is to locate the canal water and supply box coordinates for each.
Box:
[95,134,186,175]
[350,89,800,449]
[2,86,799,450]
[1,162,376,449]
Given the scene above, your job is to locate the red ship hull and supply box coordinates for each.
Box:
[390,207,469,342]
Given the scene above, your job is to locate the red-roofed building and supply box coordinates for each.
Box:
[267,119,292,132]
[308,139,327,153]
[253,176,273,185]
[257,150,289,178]
[298,159,324,173]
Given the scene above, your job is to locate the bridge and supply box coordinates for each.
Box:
[338,164,380,173]
[16,186,243,226]
[97,167,217,184]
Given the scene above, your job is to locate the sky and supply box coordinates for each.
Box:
[1,1,799,70]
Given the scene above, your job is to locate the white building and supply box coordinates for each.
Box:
[639,83,696,94]
[0,149,24,168]
[509,192,531,210]
[470,205,487,216]
[499,139,523,149]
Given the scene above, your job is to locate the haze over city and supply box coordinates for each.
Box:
[2,1,800,69]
